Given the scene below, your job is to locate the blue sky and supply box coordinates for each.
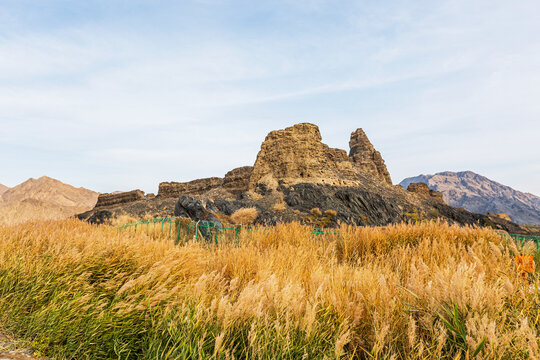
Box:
[1,0,539,195]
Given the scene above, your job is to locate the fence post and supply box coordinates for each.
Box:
[176,220,181,244]
[195,221,199,242]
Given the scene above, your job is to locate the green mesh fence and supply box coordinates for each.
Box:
[497,231,540,250]
[118,217,539,249]
[117,217,338,245]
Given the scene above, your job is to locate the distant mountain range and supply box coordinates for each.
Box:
[0,176,98,224]
[400,171,540,225]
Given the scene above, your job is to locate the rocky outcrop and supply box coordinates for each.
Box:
[406,182,444,202]
[158,177,224,198]
[223,166,253,194]
[349,129,392,185]
[248,123,361,192]
[78,123,532,234]
[95,190,145,208]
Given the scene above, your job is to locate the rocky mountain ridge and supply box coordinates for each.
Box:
[79,123,529,234]
[399,171,540,225]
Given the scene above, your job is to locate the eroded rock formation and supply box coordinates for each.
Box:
[158,177,224,198]
[248,123,361,191]
[223,166,253,194]
[349,129,392,185]
[95,190,145,208]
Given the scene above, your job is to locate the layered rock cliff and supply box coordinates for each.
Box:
[158,177,224,198]
[95,190,146,208]
[223,166,253,194]
[157,166,254,198]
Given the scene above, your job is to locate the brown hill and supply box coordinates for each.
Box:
[0,184,9,197]
[0,176,98,224]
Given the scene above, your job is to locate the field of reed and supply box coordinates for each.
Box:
[0,219,538,359]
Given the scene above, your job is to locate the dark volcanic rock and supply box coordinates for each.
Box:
[174,194,221,224]
[212,199,245,215]
[83,209,113,224]
[282,183,402,225]
[78,180,531,234]
[174,195,224,241]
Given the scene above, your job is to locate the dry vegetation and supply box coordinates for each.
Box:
[230,207,259,225]
[0,219,538,359]
[272,200,287,212]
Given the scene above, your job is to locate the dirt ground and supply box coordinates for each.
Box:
[0,332,44,360]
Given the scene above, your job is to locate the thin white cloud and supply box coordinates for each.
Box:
[0,0,539,195]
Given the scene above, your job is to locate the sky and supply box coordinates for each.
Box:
[1,0,539,195]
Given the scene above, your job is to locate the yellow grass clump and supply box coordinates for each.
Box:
[230,207,259,225]
[272,201,287,211]
[0,219,538,359]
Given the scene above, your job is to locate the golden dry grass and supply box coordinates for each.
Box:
[272,201,287,211]
[0,219,538,359]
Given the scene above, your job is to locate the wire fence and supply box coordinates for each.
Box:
[118,217,539,250]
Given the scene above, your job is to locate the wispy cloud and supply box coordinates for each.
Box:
[0,0,539,195]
